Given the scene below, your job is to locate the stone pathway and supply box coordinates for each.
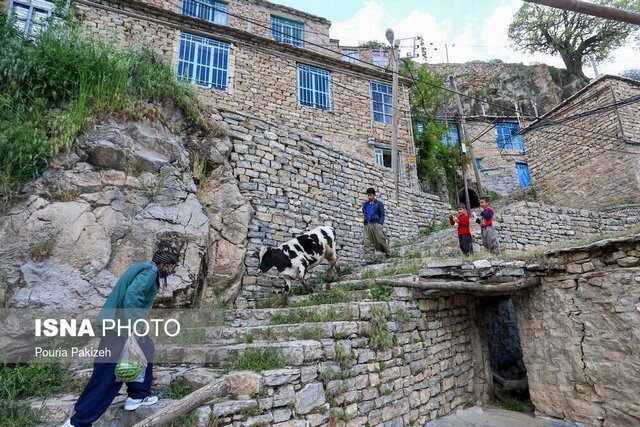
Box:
[426,406,590,427]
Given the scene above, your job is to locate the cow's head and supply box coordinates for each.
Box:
[255,246,292,274]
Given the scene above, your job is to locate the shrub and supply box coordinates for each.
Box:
[228,348,284,372]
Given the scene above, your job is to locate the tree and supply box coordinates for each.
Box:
[400,61,461,205]
[620,69,640,81]
[358,40,385,49]
[508,0,640,77]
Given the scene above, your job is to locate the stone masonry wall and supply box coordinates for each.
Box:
[514,234,640,426]
[525,77,640,210]
[77,0,415,165]
[489,201,640,251]
[466,119,529,197]
[212,110,449,303]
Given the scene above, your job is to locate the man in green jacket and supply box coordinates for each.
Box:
[62,247,179,427]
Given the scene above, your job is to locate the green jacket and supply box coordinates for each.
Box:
[96,262,159,325]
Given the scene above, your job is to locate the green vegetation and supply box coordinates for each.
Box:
[420,219,451,237]
[31,238,56,262]
[501,396,526,412]
[0,8,207,207]
[358,40,384,49]
[0,360,81,426]
[228,348,284,372]
[269,308,340,325]
[162,378,192,399]
[299,326,323,341]
[170,409,199,427]
[400,61,461,206]
[288,289,350,308]
[369,283,393,302]
[369,308,393,350]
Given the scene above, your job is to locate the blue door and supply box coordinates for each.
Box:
[516,162,531,188]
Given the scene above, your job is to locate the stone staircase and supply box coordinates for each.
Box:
[27,245,515,427]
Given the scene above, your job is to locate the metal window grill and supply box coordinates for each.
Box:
[370,81,393,125]
[181,0,227,25]
[177,33,230,90]
[297,63,331,110]
[495,122,524,151]
[271,16,304,47]
[8,0,54,38]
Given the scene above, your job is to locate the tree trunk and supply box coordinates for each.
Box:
[132,379,230,427]
[560,53,585,78]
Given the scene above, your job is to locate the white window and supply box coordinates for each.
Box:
[341,49,359,63]
[371,81,393,124]
[297,63,331,110]
[8,0,55,38]
[181,0,227,25]
[374,147,391,168]
[372,50,389,67]
[177,33,230,90]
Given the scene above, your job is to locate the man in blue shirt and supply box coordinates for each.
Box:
[362,187,392,264]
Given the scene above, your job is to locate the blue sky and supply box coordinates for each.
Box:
[269,0,640,77]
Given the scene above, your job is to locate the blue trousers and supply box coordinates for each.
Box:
[71,334,154,427]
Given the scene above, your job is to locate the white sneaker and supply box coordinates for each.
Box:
[61,419,75,427]
[124,395,159,411]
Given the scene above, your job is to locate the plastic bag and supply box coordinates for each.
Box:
[115,335,147,383]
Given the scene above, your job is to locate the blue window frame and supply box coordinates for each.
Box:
[475,158,484,170]
[436,120,459,147]
[495,122,524,151]
[371,81,393,124]
[416,122,425,135]
[181,0,227,25]
[516,162,531,188]
[297,63,331,110]
[8,0,55,38]
[271,16,304,47]
[177,33,230,90]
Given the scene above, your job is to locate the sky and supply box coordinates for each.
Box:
[269,0,640,78]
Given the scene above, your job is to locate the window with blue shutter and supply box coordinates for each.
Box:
[371,81,393,125]
[297,63,331,110]
[436,120,459,147]
[475,158,484,170]
[271,16,304,47]
[181,0,227,25]
[516,162,531,188]
[495,122,524,151]
[8,0,55,38]
[177,33,230,90]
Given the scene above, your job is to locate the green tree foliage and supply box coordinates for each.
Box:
[620,69,640,81]
[507,1,640,77]
[358,40,385,49]
[400,61,462,204]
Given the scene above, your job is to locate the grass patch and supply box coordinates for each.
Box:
[170,409,199,427]
[378,264,420,277]
[162,378,192,399]
[0,8,208,206]
[369,283,393,302]
[288,289,350,308]
[299,326,323,341]
[31,238,56,262]
[361,269,378,280]
[270,308,341,325]
[370,307,393,350]
[420,220,450,237]
[0,360,81,426]
[501,396,525,412]
[228,348,284,372]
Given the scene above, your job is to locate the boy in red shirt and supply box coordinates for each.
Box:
[449,203,473,255]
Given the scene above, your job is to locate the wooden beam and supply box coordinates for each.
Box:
[524,0,640,25]
[375,277,540,294]
[132,379,230,427]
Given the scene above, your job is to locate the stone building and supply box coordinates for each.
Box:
[523,75,640,210]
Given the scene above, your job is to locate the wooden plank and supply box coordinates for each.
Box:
[375,277,540,294]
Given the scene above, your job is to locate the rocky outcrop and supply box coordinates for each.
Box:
[0,109,252,309]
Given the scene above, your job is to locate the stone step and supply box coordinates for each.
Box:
[155,339,326,367]
[225,300,390,328]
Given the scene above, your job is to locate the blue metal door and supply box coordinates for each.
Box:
[516,162,531,188]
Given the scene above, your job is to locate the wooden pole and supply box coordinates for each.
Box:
[132,379,230,427]
[524,0,640,25]
[375,277,540,294]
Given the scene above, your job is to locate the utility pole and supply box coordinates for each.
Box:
[590,56,601,79]
[523,0,640,25]
[386,28,400,200]
[449,75,483,198]
[445,43,454,64]
[455,116,472,216]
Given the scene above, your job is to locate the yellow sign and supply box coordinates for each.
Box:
[406,156,417,164]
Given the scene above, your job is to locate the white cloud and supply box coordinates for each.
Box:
[329,0,640,77]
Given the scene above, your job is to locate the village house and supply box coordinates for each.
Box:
[522,75,640,210]
[4,0,417,175]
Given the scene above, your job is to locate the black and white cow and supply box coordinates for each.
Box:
[254,226,339,305]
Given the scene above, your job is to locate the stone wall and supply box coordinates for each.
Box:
[212,110,449,303]
[525,76,640,210]
[489,201,640,251]
[466,119,529,197]
[514,233,640,426]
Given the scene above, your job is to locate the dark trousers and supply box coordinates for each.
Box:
[459,233,473,255]
[71,333,154,427]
